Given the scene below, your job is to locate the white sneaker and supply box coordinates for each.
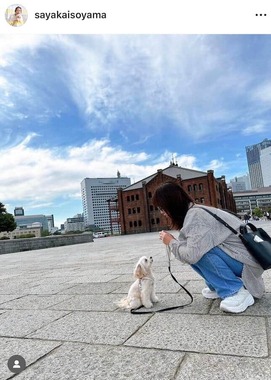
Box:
[220,287,254,313]
[202,287,219,299]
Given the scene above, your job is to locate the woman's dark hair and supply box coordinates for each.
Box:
[153,182,194,229]
[15,6,22,12]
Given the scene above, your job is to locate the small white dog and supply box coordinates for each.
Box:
[117,256,159,310]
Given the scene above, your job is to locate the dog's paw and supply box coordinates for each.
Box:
[143,301,153,309]
[152,296,159,303]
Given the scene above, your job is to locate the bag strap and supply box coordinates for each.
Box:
[198,206,259,235]
[246,222,257,232]
[197,207,240,235]
[131,246,193,314]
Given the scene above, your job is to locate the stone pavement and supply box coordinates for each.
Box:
[1,221,271,379]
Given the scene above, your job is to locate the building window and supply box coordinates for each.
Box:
[129,221,133,227]
[134,221,138,227]
[150,205,154,211]
[127,196,130,202]
[156,218,160,224]
[148,192,152,198]
[132,208,136,214]
[151,218,155,224]
[200,197,205,203]
[128,208,131,215]
[137,207,140,213]
[199,183,203,191]
[193,184,197,191]
[188,185,192,192]
[131,195,135,201]
[136,194,139,200]
[138,220,142,227]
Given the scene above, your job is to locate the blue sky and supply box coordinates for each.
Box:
[0,34,271,227]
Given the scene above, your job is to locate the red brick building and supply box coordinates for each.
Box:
[110,163,236,235]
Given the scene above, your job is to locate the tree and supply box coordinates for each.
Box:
[253,207,263,218]
[0,203,6,213]
[0,203,16,233]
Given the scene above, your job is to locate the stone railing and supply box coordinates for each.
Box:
[0,233,93,255]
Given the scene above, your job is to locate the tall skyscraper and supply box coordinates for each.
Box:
[81,174,131,233]
[246,138,271,189]
[260,145,271,187]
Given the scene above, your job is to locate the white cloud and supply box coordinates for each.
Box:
[50,35,255,138]
[252,81,271,104]
[1,34,271,143]
[0,35,68,129]
[0,35,44,67]
[4,34,269,225]
[0,133,244,226]
[242,123,268,136]
[0,136,211,208]
[0,137,146,203]
[206,159,225,171]
[68,139,149,163]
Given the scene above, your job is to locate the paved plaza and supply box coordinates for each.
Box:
[1,221,271,379]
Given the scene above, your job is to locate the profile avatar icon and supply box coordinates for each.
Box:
[7,355,26,374]
[13,360,21,369]
[5,4,28,27]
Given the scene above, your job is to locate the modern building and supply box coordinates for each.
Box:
[81,174,131,233]
[46,214,55,232]
[117,163,236,235]
[233,188,271,215]
[64,214,85,233]
[14,207,24,216]
[246,138,271,189]
[229,174,251,192]
[14,214,49,231]
[13,207,53,232]
[260,146,271,187]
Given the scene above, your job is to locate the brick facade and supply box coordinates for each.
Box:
[116,165,236,235]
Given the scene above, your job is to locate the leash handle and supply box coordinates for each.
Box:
[131,245,193,314]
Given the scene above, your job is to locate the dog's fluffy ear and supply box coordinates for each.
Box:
[134,263,145,279]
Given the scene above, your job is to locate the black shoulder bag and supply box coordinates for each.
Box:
[200,207,271,270]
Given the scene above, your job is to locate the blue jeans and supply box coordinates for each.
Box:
[191,246,243,299]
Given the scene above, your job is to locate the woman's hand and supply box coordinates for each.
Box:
[159,230,175,245]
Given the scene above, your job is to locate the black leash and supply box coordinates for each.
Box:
[130,246,193,314]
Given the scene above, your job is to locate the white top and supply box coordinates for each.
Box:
[169,205,265,298]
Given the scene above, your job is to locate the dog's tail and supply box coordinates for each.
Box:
[115,297,130,309]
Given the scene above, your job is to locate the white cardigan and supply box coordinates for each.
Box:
[169,205,265,298]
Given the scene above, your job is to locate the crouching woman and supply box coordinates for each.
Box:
[153,182,265,313]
